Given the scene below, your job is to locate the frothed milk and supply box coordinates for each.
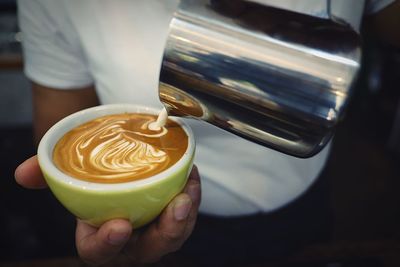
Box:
[149,107,168,131]
[53,112,188,184]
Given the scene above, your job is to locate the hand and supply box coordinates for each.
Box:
[15,156,201,265]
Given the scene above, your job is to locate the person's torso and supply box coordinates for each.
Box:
[48,0,332,216]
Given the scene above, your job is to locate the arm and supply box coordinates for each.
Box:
[32,82,99,143]
[14,82,99,189]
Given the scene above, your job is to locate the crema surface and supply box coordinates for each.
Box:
[53,113,188,183]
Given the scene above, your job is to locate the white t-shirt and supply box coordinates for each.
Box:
[18,0,393,216]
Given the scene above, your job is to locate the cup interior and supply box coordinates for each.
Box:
[37,104,195,192]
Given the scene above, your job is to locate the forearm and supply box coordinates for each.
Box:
[32,82,100,144]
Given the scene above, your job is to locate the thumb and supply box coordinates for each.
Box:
[15,155,48,189]
[76,219,132,266]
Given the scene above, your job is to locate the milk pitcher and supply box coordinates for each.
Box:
[158,0,361,158]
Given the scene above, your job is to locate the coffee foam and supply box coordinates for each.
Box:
[53,113,188,183]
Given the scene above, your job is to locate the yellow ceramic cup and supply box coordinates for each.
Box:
[37,104,195,228]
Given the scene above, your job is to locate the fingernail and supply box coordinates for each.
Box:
[187,183,200,203]
[108,230,130,246]
[190,165,200,181]
[173,197,192,221]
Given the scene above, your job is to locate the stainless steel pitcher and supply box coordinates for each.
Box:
[159,0,361,158]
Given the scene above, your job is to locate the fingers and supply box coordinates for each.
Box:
[14,155,48,189]
[127,194,193,263]
[125,165,202,263]
[76,219,132,266]
[76,165,201,265]
[182,165,201,238]
[186,165,201,206]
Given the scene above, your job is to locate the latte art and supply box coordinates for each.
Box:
[53,113,188,183]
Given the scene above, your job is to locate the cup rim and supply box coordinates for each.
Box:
[37,104,195,192]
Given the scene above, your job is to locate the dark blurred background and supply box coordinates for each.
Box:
[0,0,399,266]
[0,0,79,263]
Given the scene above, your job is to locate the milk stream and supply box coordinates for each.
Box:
[149,107,168,131]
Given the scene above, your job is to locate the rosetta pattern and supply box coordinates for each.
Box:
[65,117,170,181]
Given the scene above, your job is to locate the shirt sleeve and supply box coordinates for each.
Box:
[17,0,93,89]
[365,0,396,14]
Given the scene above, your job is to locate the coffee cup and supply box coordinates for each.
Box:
[37,104,195,228]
